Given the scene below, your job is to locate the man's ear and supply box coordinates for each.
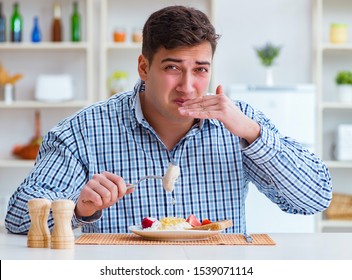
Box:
[138,54,149,81]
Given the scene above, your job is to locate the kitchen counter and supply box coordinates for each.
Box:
[1,226,351,260]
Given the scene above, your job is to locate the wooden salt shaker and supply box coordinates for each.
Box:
[27,198,52,248]
[51,199,75,249]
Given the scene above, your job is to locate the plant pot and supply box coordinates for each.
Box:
[337,85,352,103]
[1,83,15,104]
[265,67,274,86]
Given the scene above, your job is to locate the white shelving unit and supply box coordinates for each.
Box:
[0,0,94,157]
[99,0,214,100]
[313,0,352,232]
[0,0,94,223]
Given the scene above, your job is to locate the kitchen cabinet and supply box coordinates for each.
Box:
[313,0,352,232]
[99,0,214,100]
[0,0,94,224]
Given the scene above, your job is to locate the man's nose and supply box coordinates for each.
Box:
[177,72,195,94]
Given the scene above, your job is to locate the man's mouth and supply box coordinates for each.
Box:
[174,98,189,106]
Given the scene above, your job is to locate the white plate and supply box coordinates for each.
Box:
[129,225,222,241]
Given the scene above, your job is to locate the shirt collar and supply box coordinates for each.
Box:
[129,79,144,130]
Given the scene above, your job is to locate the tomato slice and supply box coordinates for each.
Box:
[201,219,212,225]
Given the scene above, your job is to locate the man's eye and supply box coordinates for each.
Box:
[196,67,208,73]
[165,65,178,71]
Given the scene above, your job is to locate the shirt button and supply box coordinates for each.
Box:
[267,177,273,184]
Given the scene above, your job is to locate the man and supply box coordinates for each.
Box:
[5,6,332,234]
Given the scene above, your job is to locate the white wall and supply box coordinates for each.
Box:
[212,0,312,91]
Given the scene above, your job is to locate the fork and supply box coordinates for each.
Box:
[243,232,253,243]
[82,175,163,204]
[126,175,163,190]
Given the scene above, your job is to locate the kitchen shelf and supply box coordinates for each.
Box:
[320,219,352,228]
[321,44,352,51]
[321,102,352,110]
[0,159,35,168]
[0,100,90,109]
[314,0,352,233]
[0,42,91,50]
[325,161,352,169]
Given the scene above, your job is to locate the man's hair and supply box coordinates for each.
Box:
[142,5,220,63]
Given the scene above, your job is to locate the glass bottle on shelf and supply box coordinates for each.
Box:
[71,1,81,42]
[52,3,63,42]
[0,2,6,42]
[31,16,41,43]
[11,2,22,42]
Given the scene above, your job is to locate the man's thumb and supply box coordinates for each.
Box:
[216,85,224,95]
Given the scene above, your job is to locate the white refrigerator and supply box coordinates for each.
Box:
[227,84,316,233]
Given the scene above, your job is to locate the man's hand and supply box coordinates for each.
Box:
[178,85,261,144]
[75,172,134,218]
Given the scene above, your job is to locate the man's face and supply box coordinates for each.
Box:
[138,42,213,124]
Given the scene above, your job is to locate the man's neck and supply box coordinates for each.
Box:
[139,94,195,151]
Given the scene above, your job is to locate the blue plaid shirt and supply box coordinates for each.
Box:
[5,80,332,234]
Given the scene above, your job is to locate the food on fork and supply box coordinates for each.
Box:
[162,163,180,192]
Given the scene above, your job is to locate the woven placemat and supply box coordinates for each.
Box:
[75,233,275,245]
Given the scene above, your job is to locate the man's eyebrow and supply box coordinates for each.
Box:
[196,60,211,66]
[161,58,182,63]
[161,58,211,65]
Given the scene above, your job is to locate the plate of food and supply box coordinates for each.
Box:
[129,215,233,241]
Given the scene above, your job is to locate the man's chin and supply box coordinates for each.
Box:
[176,114,197,124]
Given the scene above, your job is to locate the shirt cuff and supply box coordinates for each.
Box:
[74,210,102,224]
[242,125,282,164]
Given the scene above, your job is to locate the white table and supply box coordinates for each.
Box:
[1,226,351,260]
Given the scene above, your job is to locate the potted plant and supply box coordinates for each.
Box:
[255,42,281,86]
[335,71,352,103]
[0,64,23,104]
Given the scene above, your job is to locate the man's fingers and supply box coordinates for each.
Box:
[99,172,121,202]
[102,172,128,200]
[181,95,218,109]
[81,186,103,206]
[82,172,122,207]
[216,84,224,95]
[90,173,116,203]
[80,172,130,215]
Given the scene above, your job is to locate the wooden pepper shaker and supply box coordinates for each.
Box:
[27,198,52,248]
[51,199,75,249]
